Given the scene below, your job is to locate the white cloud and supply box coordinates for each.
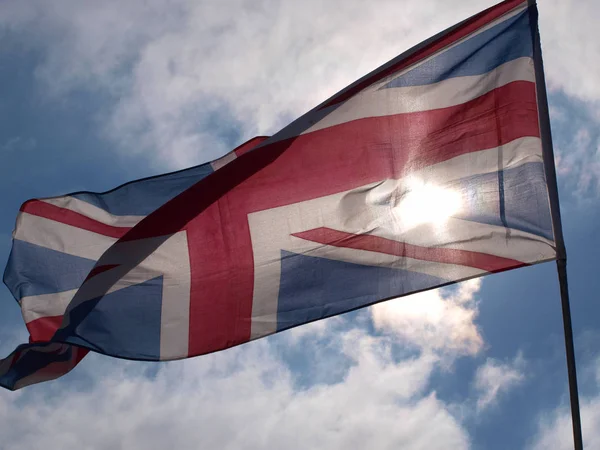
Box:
[530,357,600,450]
[284,315,337,343]
[0,324,28,359]
[537,1,600,202]
[538,0,600,105]
[0,0,504,169]
[1,0,599,173]
[2,0,598,171]
[371,279,483,358]
[551,104,600,199]
[0,326,471,450]
[0,272,485,448]
[473,353,526,413]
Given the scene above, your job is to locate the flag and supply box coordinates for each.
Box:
[1,0,559,390]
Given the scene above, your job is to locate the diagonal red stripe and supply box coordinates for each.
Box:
[292,227,527,273]
[234,136,270,156]
[26,315,63,343]
[233,81,539,213]
[86,264,120,280]
[21,200,131,239]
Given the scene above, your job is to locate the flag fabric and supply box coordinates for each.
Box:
[0,136,268,388]
[1,0,559,390]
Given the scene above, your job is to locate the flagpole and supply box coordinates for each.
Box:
[557,259,583,450]
[528,1,583,449]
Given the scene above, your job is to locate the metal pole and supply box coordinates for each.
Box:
[557,259,584,450]
[527,1,583,448]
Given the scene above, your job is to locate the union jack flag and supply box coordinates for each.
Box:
[1,0,559,390]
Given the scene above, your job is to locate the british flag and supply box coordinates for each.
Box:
[1,0,559,390]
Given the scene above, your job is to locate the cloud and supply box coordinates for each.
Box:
[0,0,522,169]
[550,99,600,200]
[284,314,337,343]
[0,323,28,358]
[0,276,486,448]
[531,401,600,450]
[538,0,600,105]
[530,357,600,450]
[2,0,598,172]
[473,353,526,413]
[0,324,471,450]
[0,137,36,153]
[1,0,599,173]
[371,279,483,358]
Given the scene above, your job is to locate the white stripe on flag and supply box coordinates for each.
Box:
[304,57,535,135]
[409,136,542,185]
[41,196,145,227]
[55,232,192,360]
[211,151,237,171]
[14,212,117,260]
[20,289,77,324]
[367,4,528,91]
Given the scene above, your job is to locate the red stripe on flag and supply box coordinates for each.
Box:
[319,0,526,109]
[21,200,131,239]
[234,136,270,156]
[26,315,63,343]
[186,203,255,356]
[86,264,120,280]
[73,346,89,364]
[292,227,527,273]
[237,81,539,212]
[186,137,272,354]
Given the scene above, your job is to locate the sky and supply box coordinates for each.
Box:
[0,0,599,449]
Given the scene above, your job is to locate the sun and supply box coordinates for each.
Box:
[394,178,463,230]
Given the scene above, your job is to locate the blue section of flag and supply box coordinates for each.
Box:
[72,163,214,216]
[3,240,96,300]
[276,251,445,331]
[59,276,163,360]
[452,162,553,240]
[382,10,531,89]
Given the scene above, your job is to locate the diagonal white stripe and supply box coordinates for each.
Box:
[41,196,145,227]
[14,212,117,260]
[55,233,192,360]
[210,151,237,171]
[20,289,77,323]
[365,4,529,92]
[304,57,535,134]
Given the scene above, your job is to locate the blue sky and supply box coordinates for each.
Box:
[0,0,599,449]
